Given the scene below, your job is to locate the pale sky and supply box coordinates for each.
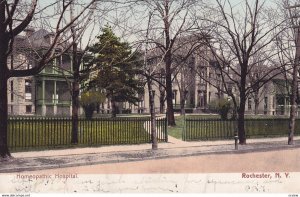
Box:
[30,0,279,48]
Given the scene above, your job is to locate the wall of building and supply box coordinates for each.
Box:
[8,77,35,115]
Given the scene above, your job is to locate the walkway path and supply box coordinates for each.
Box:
[143,116,167,140]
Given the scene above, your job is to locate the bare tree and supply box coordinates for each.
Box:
[276,0,300,145]
[139,0,199,126]
[173,57,195,115]
[0,0,95,158]
[248,49,276,115]
[196,0,285,144]
[69,1,97,144]
[143,11,159,150]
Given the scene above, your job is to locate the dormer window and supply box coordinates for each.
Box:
[44,33,55,44]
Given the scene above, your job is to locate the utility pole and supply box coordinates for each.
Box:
[286,1,300,145]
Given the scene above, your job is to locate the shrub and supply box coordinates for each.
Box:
[122,108,132,114]
[208,98,232,120]
[80,91,106,119]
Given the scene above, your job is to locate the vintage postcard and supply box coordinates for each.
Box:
[0,0,300,195]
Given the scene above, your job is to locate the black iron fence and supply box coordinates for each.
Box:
[8,117,167,151]
[183,117,300,141]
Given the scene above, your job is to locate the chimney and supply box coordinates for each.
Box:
[24,28,35,37]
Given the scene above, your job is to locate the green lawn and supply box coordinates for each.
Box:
[168,115,220,139]
[168,116,184,139]
[185,114,221,119]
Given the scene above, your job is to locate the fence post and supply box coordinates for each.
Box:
[7,117,11,150]
[165,117,168,142]
[234,131,238,150]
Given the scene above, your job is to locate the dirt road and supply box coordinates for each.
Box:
[27,147,300,174]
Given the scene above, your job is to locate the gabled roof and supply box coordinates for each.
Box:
[14,29,73,52]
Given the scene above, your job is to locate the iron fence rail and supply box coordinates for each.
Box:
[8,117,167,151]
[183,118,300,141]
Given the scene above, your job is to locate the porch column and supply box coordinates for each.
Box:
[41,80,46,116]
[53,81,57,115]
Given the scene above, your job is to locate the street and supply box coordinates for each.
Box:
[26,147,300,174]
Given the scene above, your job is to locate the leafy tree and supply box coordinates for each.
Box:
[86,27,144,117]
[208,98,233,120]
[80,91,105,119]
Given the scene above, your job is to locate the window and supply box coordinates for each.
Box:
[277,96,284,106]
[27,62,32,69]
[199,76,204,84]
[25,93,32,101]
[172,90,176,99]
[200,70,205,77]
[264,97,268,109]
[172,90,177,105]
[25,80,32,92]
[248,98,252,110]
[26,105,32,113]
[10,55,13,69]
[107,98,110,109]
[25,80,32,101]
[10,81,13,102]
[61,55,71,71]
[139,94,145,108]
[151,90,156,98]
[199,91,205,107]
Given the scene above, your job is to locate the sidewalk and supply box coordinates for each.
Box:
[1,136,300,173]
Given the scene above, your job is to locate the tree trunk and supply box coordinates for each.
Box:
[166,70,175,125]
[159,89,165,114]
[163,2,175,126]
[288,42,299,145]
[288,90,296,145]
[254,96,259,115]
[147,78,158,150]
[238,91,247,145]
[180,98,185,116]
[70,2,79,144]
[111,99,117,118]
[237,108,246,145]
[252,82,260,115]
[165,50,175,126]
[0,69,11,158]
[180,90,187,116]
[0,8,11,158]
[237,63,247,145]
[231,107,237,120]
[71,41,79,144]
[288,27,300,145]
[71,76,79,144]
